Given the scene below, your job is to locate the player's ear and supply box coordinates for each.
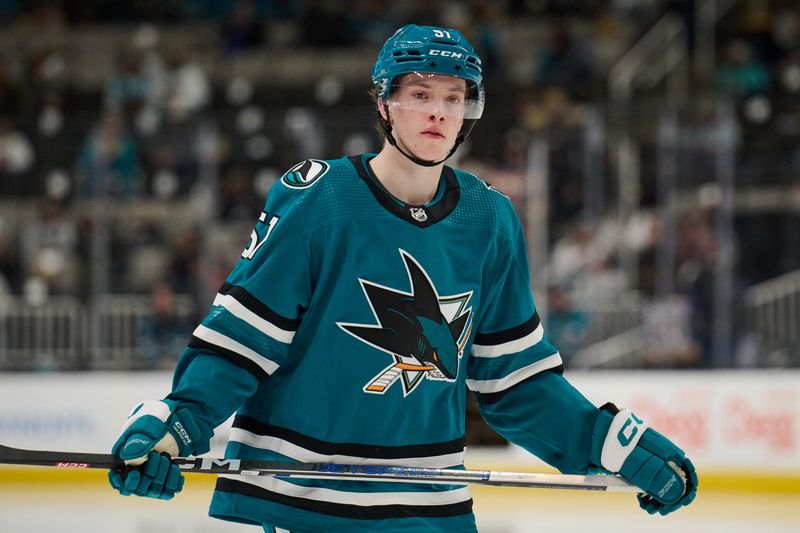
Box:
[377,98,388,121]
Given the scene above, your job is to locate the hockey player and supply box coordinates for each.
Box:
[109,24,697,532]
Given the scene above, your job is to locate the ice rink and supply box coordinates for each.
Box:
[1,471,797,533]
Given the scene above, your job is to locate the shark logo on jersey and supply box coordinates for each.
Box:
[281,159,329,189]
[337,250,473,397]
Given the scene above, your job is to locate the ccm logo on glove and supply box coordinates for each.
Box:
[172,420,194,448]
[602,408,648,471]
[618,412,645,446]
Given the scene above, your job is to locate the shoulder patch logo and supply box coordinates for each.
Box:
[337,250,473,397]
[281,159,330,189]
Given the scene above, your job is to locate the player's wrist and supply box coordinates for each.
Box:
[591,404,649,473]
[165,406,209,457]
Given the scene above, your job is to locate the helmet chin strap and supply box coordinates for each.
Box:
[380,103,465,167]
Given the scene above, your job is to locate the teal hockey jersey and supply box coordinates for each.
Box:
[166,154,602,532]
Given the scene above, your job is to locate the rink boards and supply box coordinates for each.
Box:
[0,370,798,492]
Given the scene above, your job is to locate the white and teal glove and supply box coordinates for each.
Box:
[109,400,212,499]
[591,403,698,516]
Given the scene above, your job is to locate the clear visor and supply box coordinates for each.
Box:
[385,73,485,120]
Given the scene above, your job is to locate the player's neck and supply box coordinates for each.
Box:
[370,146,443,205]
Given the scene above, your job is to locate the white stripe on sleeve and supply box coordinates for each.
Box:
[466,353,562,394]
[193,324,280,376]
[213,293,295,344]
[471,323,544,358]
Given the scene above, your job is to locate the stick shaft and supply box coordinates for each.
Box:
[0,443,639,492]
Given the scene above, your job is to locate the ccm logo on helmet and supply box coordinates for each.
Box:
[429,49,463,58]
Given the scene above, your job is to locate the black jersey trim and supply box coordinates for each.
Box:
[348,155,460,228]
[233,415,465,459]
[472,365,564,405]
[473,312,541,347]
[215,478,473,520]
[219,282,301,332]
[188,337,270,381]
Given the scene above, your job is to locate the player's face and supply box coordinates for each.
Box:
[385,74,467,161]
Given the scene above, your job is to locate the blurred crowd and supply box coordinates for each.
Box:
[1,0,799,370]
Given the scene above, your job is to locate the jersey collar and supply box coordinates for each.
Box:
[348,154,460,228]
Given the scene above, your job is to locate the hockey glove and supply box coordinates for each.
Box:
[109,400,211,499]
[109,450,184,499]
[591,403,698,516]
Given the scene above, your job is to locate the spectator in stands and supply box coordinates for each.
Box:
[549,221,599,289]
[0,0,19,20]
[773,6,800,61]
[167,229,202,297]
[24,46,67,111]
[779,46,800,94]
[20,198,79,297]
[159,43,211,123]
[106,48,158,117]
[0,217,22,295]
[674,207,752,368]
[520,86,585,133]
[0,55,21,116]
[145,142,192,198]
[715,39,771,101]
[221,0,265,54]
[546,284,590,364]
[0,116,35,193]
[299,0,359,47]
[76,109,143,198]
[19,1,68,56]
[218,165,261,222]
[138,282,193,369]
[533,25,595,99]
[464,2,505,82]
[734,0,780,65]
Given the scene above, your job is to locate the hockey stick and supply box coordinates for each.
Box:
[0,443,640,492]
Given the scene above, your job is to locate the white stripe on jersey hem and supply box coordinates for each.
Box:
[466,353,562,394]
[471,323,544,357]
[213,293,295,344]
[228,428,465,469]
[193,324,279,375]
[221,474,472,507]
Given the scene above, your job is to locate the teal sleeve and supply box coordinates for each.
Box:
[165,351,260,432]
[475,370,601,474]
[467,213,562,402]
[183,182,322,384]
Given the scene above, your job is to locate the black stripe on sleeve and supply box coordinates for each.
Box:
[215,478,473,520]
[233,415,465,460]
[188,336,270,381]
[473,312,540,347]
[219,282,301,332]
[472,365,564,405]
